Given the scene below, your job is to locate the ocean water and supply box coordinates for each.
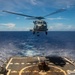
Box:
[0,31,75,65]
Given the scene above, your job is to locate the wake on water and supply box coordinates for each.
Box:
[0,31,75,65]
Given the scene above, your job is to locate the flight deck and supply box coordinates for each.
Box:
[0,56,73,75]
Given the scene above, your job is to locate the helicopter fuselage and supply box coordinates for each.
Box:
[32,20,48,35]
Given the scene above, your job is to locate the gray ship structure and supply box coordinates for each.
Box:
[0,56,75,75]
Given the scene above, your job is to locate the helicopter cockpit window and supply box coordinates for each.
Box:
[43,21,46,24]
[37,22,42,24]
[34,21,46,24]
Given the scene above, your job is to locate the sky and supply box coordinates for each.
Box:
[0,0,75,31]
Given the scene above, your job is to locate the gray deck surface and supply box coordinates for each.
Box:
[5,56,75,75]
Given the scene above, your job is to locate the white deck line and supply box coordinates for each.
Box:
[33,63,36,65]
[26,63,31,65]
[7,69,11,75]
[11,71,17,73]
[10,63,13,65]
[21,63,25,65]
[6,58,13,69]
[37,57,40,62]
[14,63,19,65]
[64,57,75,66]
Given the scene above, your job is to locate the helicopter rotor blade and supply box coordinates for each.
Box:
[2,10,35,18]
[2,9,66,20]
[25,17,37,20]
[44,8,66,17]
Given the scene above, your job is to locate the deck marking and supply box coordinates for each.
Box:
[49,63,54,64]
[22,71,24,73]
[11,71,17,73]
[10,63,13,65]
[37,57,40,62]
[67,70,75,74]
[39,71,47,75]
[19,65,67,75]
[33,70,38,72]
[7,69,11,75]
[14,63,19,65]
[6,58,13,69]
[26,63,31,65]
[33,63,36,65]
[64,57,75,66]
[21,63,25,65]
[49,65,67,75]
[19,65,35,75]
[25,71,30,73]
[66,62,69,64]
[47,71,51,72]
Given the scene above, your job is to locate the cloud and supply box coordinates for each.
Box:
[16,17,20,19]
[47,16,64,20]
[0,0,30,11]
[30,0,37,5]
[0,22,74,31]
[11,27,32,31]
[40,0,75,8]
[0,0,75,12]
[49,23,75,31]
[0,22,32,31]
[57,0,75,8]
[0,23,16,28]
[0,14,3,16]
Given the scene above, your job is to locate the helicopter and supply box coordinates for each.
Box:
[2,9,66,36]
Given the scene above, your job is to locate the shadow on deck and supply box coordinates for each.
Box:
[46,56,66,67]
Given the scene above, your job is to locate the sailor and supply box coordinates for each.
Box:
[38,61,49,71]
[0,66,8,75]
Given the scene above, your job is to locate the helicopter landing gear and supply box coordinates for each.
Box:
[33,31,35,34]
[37,32,39,36]
[37,34,39,36]
[45,32,47,35]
